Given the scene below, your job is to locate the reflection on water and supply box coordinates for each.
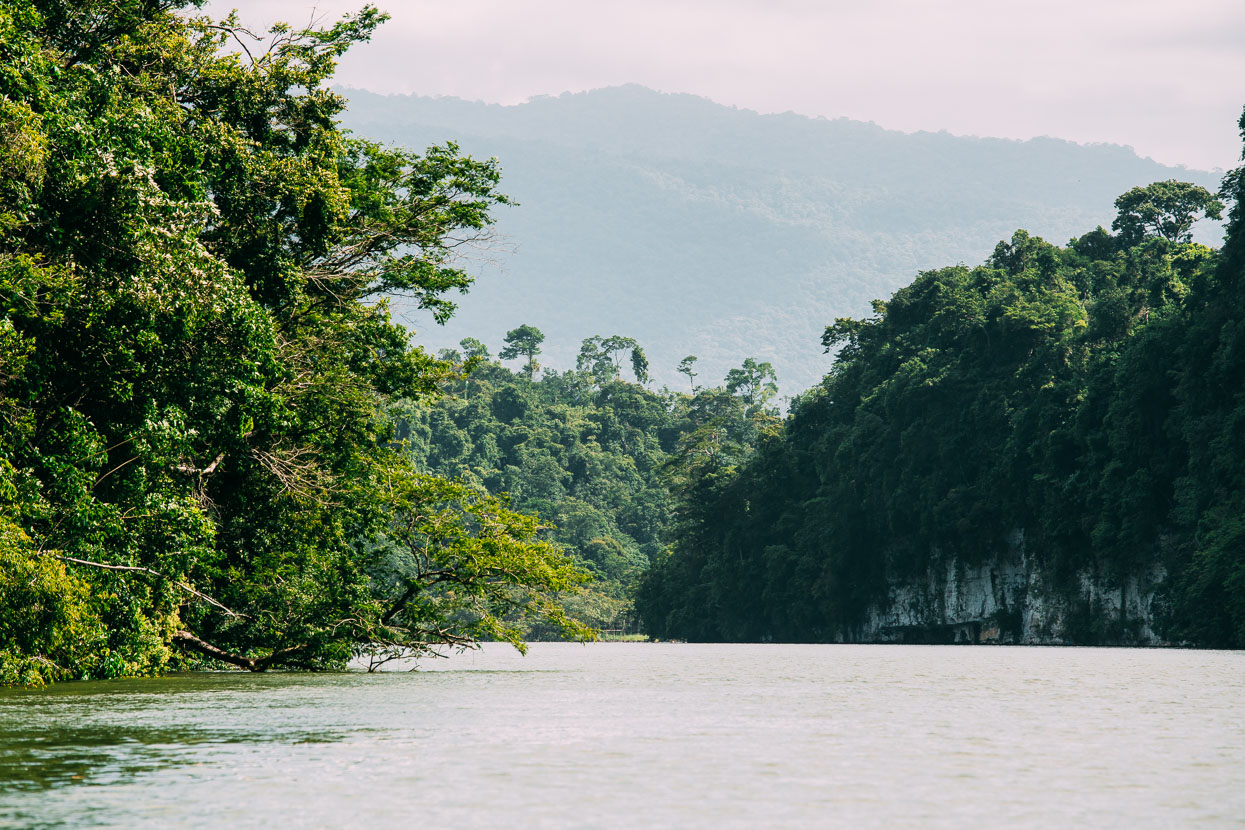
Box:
[1,645,1243,829]
[0,674,361,796]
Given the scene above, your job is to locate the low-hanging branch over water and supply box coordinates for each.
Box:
[0,1,591,686]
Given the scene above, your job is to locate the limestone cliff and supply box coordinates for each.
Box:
[841,530,1168,645]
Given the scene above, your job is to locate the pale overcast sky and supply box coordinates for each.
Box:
[202,0,1245,171]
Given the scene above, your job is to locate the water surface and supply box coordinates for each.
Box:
[1,644,1242,828]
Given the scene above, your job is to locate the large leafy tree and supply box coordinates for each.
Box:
[1112,179,1224,244]
[724,357,779,411]
[0,0,587,685]
[577,335,648,385]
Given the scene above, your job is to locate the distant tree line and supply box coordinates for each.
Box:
[397,326,780,633]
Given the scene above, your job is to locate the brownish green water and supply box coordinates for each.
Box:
[2,643,1242,828]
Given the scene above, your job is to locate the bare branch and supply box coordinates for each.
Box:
[173,630,309,672]
[93,455,141,488]
[202,23,259,65]
[52,554,248,620]
[171,451,227,478]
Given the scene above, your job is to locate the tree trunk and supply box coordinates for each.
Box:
[173,630,307,672]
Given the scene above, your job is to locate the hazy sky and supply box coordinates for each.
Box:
[203,0,1245,171]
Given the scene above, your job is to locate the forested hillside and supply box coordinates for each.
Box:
[340,85,1223,393]
[399,332,779,632]
[4,2,1244,695]
[637,153,1245,647]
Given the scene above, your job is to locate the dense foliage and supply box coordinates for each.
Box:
[5,4,1241,689]
[0,1,591,686]
[638,150,1245,647]
[397,332,778,631]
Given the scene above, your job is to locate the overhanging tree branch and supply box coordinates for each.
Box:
[52,555,249,620]
[172,630,309,672]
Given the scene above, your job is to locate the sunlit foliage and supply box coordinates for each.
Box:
[0,0,587,684]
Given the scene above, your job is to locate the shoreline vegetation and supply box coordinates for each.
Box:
[2,3,1244,688]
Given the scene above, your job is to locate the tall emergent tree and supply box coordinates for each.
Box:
[724,358,779,411]
[677,356,699,392]
[0,0,588,686]
[576,335,647,385]
[1112,179,1224,244]
[499,324,546,378]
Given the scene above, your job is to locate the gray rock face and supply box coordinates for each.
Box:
[841,530,1167,645]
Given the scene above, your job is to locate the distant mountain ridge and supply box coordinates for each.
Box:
[339,85,1223,392]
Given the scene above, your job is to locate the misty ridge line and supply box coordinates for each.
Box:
[337,84,1225,395]
[335,84,1219,171]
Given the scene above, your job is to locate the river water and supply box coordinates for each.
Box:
[1,643,1242,829]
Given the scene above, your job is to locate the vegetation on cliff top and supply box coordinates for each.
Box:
[637,163,1245,647]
